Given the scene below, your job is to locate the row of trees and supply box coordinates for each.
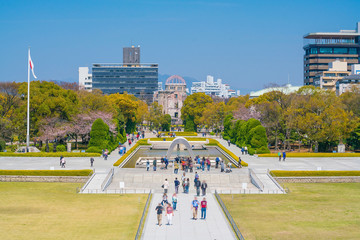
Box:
[181,87,360,152]
[0,81,171,150]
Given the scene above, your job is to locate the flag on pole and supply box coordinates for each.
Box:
[28,50,37,79]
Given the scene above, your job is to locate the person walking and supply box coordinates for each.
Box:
[278,152,281,161]
[244,146,248,154]
[174,161,179,174]
[146,159,150,171]
[220,160,225,172]
[238,157,242,168]
[201,159,205,171]
[60,155,63,166]
[163,179,169,194]
[241,147,244,155]
[161,193,168,206]
[174,178,180,194]
[215,157,220,168]
[61,157,66,168]
[172,193,178,210]
[90,157,94,167]
[201,197,207,219]
[155,203,164,226]
[283,151,286,161]
[195,178,201,196]
[206,158,211,171]
[166,203,174,225]
[201,180,208,196]
[191,197,199,220]
[181,172,186,192]
[153,158,157,171]
[227,139,231,147]
[185,178,190,193]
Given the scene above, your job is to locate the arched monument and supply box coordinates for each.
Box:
[166,137,195,159]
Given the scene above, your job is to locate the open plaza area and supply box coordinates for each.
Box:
[1,2,360,239]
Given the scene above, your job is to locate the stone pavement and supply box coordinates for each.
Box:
[142,192,236,240]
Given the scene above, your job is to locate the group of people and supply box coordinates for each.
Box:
[278,151,286,161]
[155,171,209,226]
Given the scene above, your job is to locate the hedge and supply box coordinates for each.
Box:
[159,131,198,136]
[113,139,151,167]
[206,139,248,167]
[259,153,360,158]
[0,169,93,176]
[0,152,101,157]
[270,170,360,177]
[148,137,207,142]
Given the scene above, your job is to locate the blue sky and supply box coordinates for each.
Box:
[0,0,359,94]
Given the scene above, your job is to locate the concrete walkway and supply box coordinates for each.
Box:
[142,192,236,240]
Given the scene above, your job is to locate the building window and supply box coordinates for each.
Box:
[310,48,318,54]
[174,112,178,118]
[333,48,348,54]
[349,48,357,54]
[319,48,332,54]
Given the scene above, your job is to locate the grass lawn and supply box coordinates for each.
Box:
[0,182,147,240]
[221,183,360,240]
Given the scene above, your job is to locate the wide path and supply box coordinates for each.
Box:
[142,192,236,240]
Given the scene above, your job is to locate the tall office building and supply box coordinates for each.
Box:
[92,63,158,103]
[303,22,360,85]
[123,46,140,64]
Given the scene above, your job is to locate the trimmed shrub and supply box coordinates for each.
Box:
[0,139,6,152]
[159,132,198,136]
[56,145,66,152]
[89,118,110,150]
[149,137,206,141]
[210,132,215,136]
[0,152,100,157]
[86,146,102,154]
[259,153,360,157]
[270,170,360,177]
[0,169,93,176]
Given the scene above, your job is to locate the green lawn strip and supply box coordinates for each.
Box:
[220,183,360,240]
[0,169,93,176]
[158,131,198,136]
[270,170,360,177]
[148,137,207,141]
[113,139,151,166]
[0,182,147,240]
[0,152,101,157]
[206,139,248,167]
[259,153,360,157]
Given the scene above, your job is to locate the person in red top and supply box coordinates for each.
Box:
[201,197,207,219]
[166,203,174,225]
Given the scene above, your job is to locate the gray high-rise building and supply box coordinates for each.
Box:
[123,46,140,64]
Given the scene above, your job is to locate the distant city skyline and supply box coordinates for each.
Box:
[0,0,359,94]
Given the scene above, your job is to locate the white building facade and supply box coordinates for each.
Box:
[78,67,92,91]
[190,75,239,98]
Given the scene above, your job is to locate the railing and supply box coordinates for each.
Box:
[101,168,114,192]
[267,169,291,193]
[77,169,96,193]
[214,190,245,240]
[249,169,264,191]
[135,190,152,240]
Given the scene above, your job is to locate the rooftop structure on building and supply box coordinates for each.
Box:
[336,64,360,95]
[190,75,240,98]
[78,67,92,91]
[303,22,360,85]
[153,75,187,125]
[123,46,140,64]
[313,60,351,91]
[249,84,301,99]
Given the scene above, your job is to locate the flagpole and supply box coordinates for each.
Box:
[26,47,30,152]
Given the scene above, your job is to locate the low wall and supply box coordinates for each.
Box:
[0,175,90,183]
[275,176,360,183]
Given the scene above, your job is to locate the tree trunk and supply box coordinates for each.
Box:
[75,134,78,150]
[275,127,278,150]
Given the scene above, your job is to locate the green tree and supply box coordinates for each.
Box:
[148,102,164,130]
[181,93,213,130]
[161,114,172,131]
[184,115,196,132]
[88,118,110,150]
